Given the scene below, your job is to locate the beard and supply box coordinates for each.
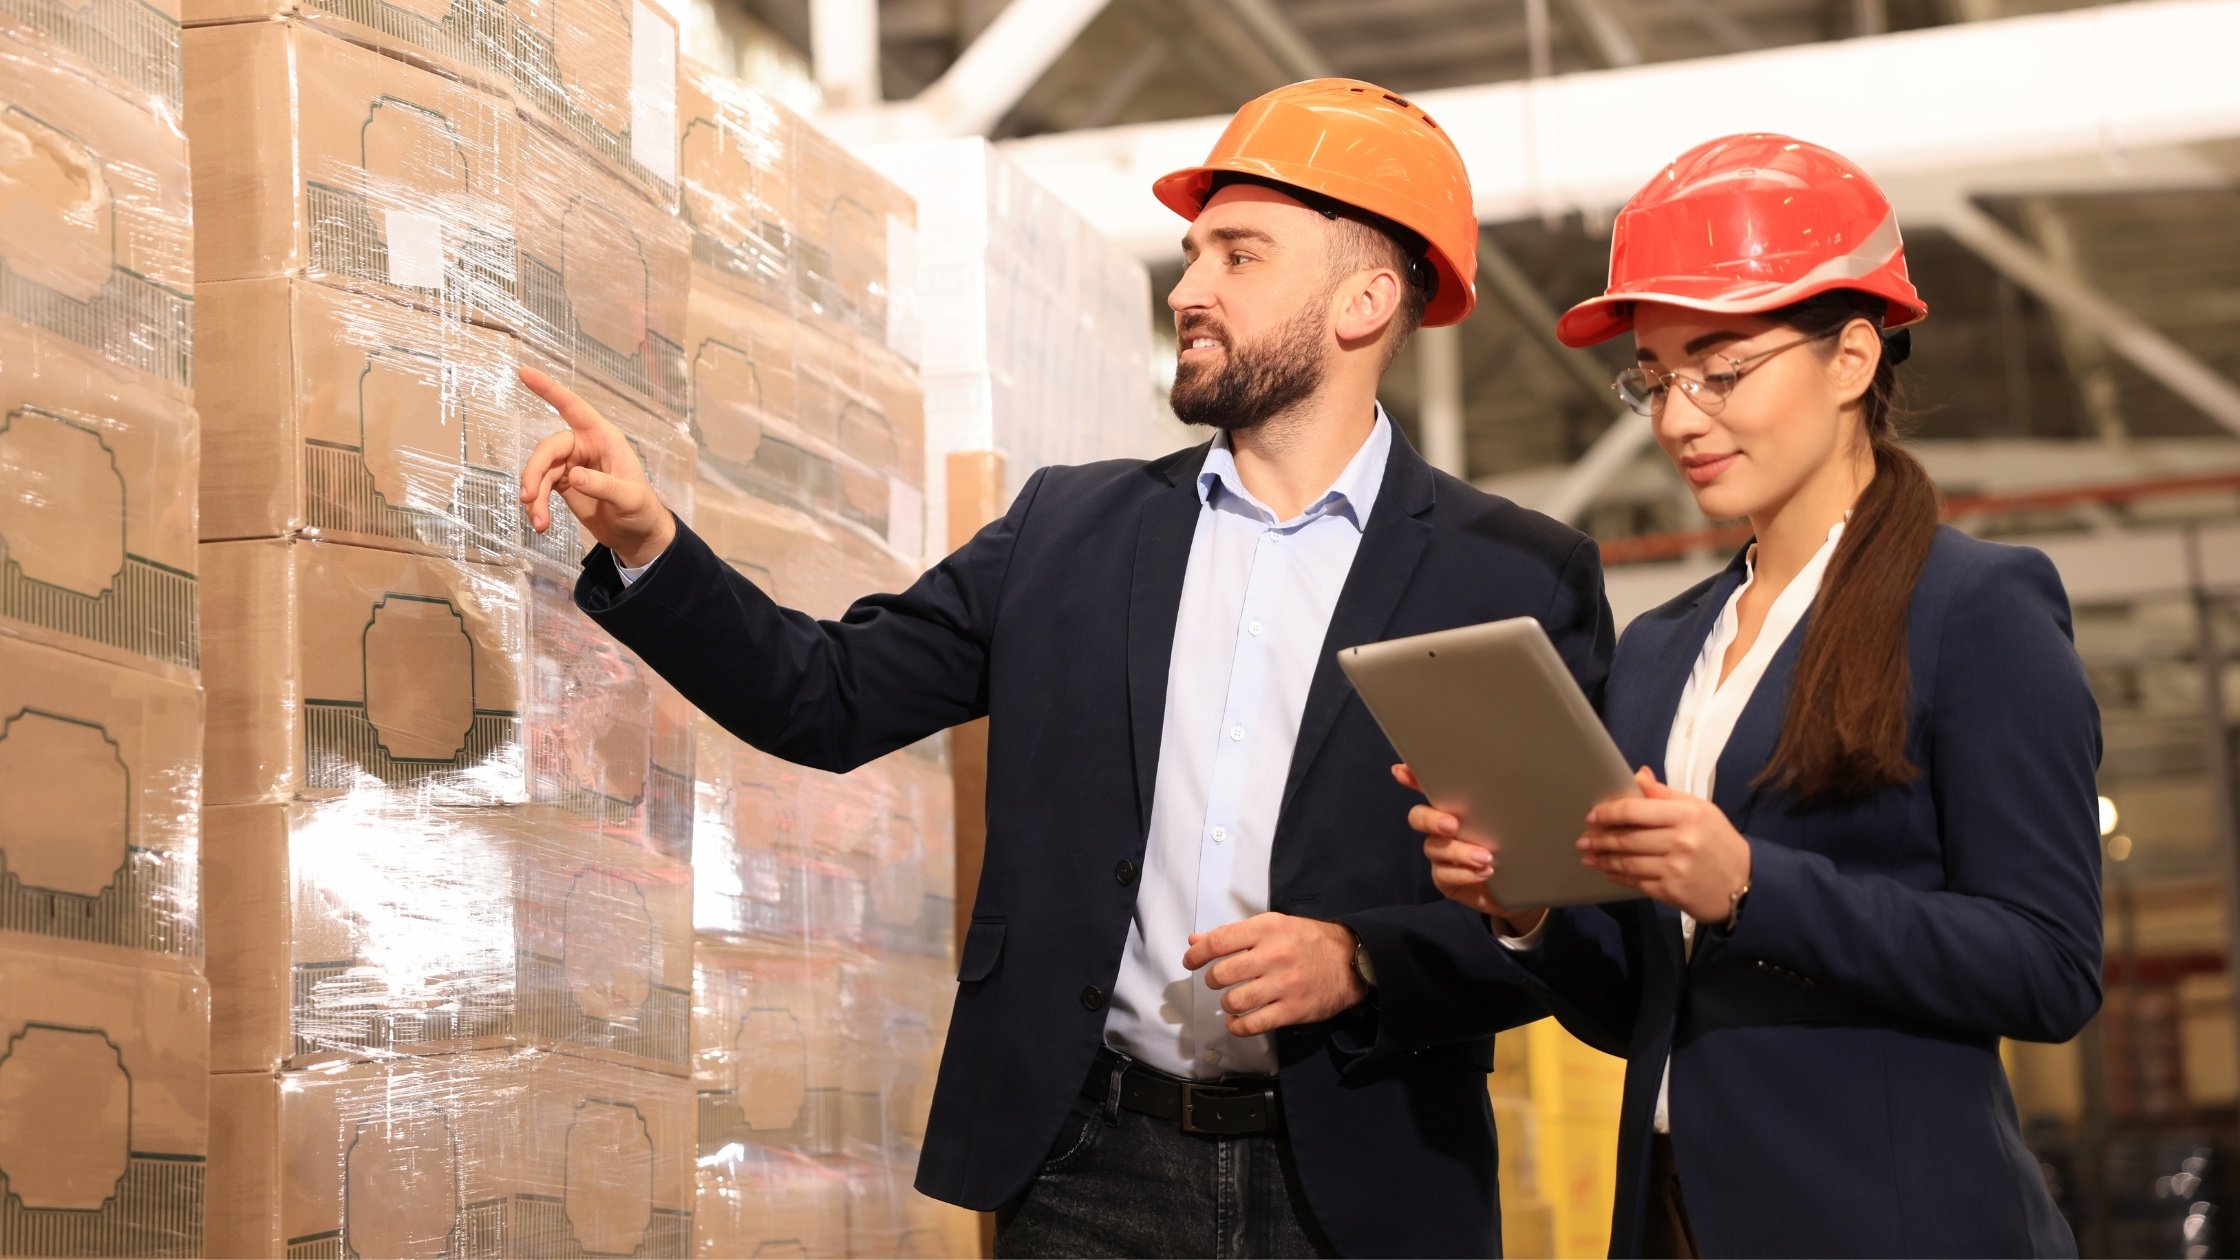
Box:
[1169,299,1329,432]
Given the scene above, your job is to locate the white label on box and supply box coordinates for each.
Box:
[630,1,680,187]
[885,213,922,365]
[383,210,446,289]
[889,476,926,562]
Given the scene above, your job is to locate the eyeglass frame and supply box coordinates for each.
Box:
[1611,324,1849,418]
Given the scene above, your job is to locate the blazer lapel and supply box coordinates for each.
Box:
[1709,608,1810,827]
[1127,445,1211,836]
[1623,560,1747,780]
[1275,429,1437,825]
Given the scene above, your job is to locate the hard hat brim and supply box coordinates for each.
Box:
[1154,160,1476,327]
[1555,283,1930,348]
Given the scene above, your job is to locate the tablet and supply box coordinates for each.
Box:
[1339,617,1642,911]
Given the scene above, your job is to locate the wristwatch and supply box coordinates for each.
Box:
[1351,934,1378,989]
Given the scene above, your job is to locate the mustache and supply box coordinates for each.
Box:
[1176,317,1228,345]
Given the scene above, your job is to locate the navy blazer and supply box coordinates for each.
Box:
[1500,526,2103,1258]
[577,426,1616,1258]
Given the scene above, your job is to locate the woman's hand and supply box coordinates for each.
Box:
[1581,766,1753,924]
[1394,764,1547,937]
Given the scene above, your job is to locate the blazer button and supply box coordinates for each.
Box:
[1080,985,1107,1012]
[1115,860,1137,886]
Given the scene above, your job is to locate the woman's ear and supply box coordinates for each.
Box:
[1829,317,1882,406]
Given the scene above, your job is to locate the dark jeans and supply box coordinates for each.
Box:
[994,1078,1338,1258]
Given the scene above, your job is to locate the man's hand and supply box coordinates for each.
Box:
[518,367,676,568]
[1181,913,1366,1037]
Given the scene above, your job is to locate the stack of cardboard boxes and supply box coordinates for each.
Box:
[864,137,1179,542]
[182,0,700,1252]
[674,62,976,1259]
[0,0,208,1252]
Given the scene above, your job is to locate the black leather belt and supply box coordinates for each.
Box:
[1086,1048,1282,1136]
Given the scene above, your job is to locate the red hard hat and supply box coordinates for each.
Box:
[1153,79,1479,327]
[1556,133,1927,348]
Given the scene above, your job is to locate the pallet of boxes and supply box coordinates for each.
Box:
[674,62,979,1259]
[180,0,702,1251]
[0,0,207,1251]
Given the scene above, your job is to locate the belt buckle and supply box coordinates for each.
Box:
[1179,1083,1217,1136]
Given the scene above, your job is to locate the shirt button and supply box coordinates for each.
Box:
[1229,726,1245,742]
[1211,826,1228,843]
[1080,985,1106,1012]
[1114,860,1137,886]
[1248,620,1263,636]
[1202,1049,1222,1066]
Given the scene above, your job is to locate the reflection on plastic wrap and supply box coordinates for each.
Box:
[0,634,201,964]
[791,117,913,358]
[209,1048,692,1258]
[0,944,208,1258]
[184,20,519,326]
[204,800,692,1074]
[678,64,792,308]
[509,0,678,208]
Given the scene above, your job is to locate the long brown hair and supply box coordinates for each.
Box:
[1756,291,1942,803]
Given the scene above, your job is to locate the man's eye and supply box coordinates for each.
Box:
[1229,252,1253,266]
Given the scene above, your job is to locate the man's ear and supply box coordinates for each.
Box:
[1334,267,1403,346]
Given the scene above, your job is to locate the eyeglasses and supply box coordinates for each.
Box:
[1612,327,1842,418]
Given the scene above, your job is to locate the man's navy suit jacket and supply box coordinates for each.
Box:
[578,426,1615,1257]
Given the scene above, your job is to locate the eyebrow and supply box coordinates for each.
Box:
[1182,225,1279,255]
[1636,330,1749,362]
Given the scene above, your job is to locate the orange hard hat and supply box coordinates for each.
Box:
[1556,133,1928,348]
[1153,78,1479,327]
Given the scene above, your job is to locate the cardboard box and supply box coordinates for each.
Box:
[0,28,192,395]
[684,264,796,485]
[691,941,846,1156]
[204,802,691,1073]
[0,319,199,677]
[2,0,183,121]
[508,0,678,209]
[794,322,925,558]
[178,0,512,95]
[196,276,525,561]
[0,634,199,965]
[0,945,208,1258]
[684,477,837,616]
[211,1049,692,1259]
[200,536,529,807]
[692,1144,847,1260]
[676,62,790,307]
[184,20,517,322]
[791,118,912,356]
[511,112,688,418]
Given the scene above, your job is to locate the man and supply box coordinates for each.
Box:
[520,79,1612,1258]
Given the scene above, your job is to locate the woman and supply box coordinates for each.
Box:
[1406,135,2103,1257]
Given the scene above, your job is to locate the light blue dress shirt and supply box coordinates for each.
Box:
[1103,411,1392,1080]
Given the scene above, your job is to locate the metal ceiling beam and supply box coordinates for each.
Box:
[1228,0,1333,79]
[820,0,1115,141]
[810,0,880,109]
[999,0,2240,259]
[1941,198,2240,440]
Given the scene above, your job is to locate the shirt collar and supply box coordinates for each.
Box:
[1197,404,1393,534]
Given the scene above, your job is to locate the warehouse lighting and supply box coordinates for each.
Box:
[2098,795,2119,837]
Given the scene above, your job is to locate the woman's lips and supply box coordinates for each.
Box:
[1682,452,1738,485]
